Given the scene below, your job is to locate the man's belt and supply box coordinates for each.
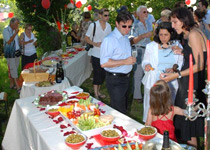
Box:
[136,45,146,48]
[106,71,130,77]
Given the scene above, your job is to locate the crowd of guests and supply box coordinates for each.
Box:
[3,0,210,148]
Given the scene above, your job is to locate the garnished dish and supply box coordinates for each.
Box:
[35,81,55,87]
[46,106,60,117]
[76,92,90,100]
[65,133,87,149]
[33,90,67,107]
[100,128,121,142]
[61,53,74,59]
[73,45,84,51]
[42,59,58,67]
[76,114,111,131]
[137,126,157,141]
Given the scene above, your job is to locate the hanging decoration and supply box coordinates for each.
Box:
[3,12,8,18]
[75,1,82,8]
[8,12,14,18]
[70,0,74,4]
[87,5,92,11]
[185,0,191,6]
[41,0,51,9]
[83,7,88,12]
[80,0,87,5]
[191,0,196,5]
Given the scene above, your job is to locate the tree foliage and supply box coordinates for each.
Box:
[14,0,182,52]
[15,0,73,52]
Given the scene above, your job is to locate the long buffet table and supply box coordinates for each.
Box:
[2,86,162,150]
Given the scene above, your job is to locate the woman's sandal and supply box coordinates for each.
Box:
[98,94,106,99]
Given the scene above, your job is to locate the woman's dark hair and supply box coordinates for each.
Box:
[116,10,134,24]
[153,22,177,44]
[83,12,91,19]
[150,80,172,116]
[194,9,206,22]
[170,7,197,31]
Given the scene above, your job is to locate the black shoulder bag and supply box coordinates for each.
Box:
[85,22,96,51]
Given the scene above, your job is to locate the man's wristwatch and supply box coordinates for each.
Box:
[177,70,182,78]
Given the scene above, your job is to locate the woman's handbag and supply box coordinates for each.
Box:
[85,22,96,51]
[15,50,21,57]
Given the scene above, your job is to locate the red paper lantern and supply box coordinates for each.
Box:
[8,12,14,18]
[185,0,191,5]
[87,5,92,11]
[56,21,61,32]
[41,0,51,10]
[76,1,82,8]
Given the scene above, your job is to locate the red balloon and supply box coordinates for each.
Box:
[87,5,92,11]
[185,0,191,5]
[8,12,14,18]
[70,0,74,4]
[41,0,51,10]
[76,1,82,8]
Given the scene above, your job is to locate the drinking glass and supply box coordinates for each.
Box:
[132,46,138,57]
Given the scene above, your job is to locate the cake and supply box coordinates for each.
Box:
[39,91,63,106]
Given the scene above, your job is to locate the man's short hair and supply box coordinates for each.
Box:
[99,8,109,15]
[136,5,147,14]
[10,17,19,25]
[116,10,134,24]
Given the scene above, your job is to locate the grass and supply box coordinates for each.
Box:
[0,56,205,150]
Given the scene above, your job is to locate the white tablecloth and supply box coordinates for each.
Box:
[2,86,162,150]
[20,77,71,98]
[64,51,92,86]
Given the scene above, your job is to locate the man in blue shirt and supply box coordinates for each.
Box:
[100,10,136,114]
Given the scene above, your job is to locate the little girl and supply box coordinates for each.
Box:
[145,80,184,141]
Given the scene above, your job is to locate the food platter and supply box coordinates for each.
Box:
[35,81,56,87]
[42,59,58,67]
[33,90,68,108]
[58,95,115,137]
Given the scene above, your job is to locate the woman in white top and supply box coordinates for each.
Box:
[19,24,37,70]
[142,22,183,122]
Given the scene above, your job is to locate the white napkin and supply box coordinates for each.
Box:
[142,70,157,89]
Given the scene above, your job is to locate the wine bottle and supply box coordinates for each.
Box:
[59,61,64,80]
[161,130,171,150]
[55,63,62,83]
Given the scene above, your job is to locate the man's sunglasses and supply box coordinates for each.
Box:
[104,14,109,17]
[143,11,148,14]
[122,25,132,28]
